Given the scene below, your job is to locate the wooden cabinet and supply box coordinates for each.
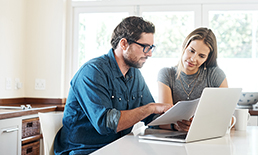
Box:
[0,117,22,155]
[0,102,62,155]
[0,115,43,155]
[21,115,42,155]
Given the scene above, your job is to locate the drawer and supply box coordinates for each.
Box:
[22,140,40,155]
[22,117,40,139]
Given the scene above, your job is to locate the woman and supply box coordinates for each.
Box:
[157,27,228,131]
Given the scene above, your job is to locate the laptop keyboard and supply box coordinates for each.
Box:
[165,134,187,139]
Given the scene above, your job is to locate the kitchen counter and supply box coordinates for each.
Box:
[0,105,63,120]
[0,97,256,120]
[1,105,257,120]
[249,108,258,115]
[0,97,65,120]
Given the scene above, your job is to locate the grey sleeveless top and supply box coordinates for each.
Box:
[157,66,226,105]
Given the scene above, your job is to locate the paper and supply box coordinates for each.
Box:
[148,98,200,126]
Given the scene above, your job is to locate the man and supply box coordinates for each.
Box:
[54,16,177,155]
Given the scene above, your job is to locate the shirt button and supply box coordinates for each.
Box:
[119,98,121,101]
[141,95,143,98]
[112,96,114,99]
[132,96,135,100]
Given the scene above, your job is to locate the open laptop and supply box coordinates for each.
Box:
[138,88,242,143]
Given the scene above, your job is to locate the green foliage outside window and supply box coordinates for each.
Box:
[209,12,257,58]
[79,11,258,67]
[79,21,86,67]
[143,13,193,58]
[96,23,111,50]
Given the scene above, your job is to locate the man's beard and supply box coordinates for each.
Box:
[123,54,146,68]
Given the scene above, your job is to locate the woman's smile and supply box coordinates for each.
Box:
[186,61,195,67]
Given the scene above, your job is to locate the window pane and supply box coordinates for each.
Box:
[141,11,195,100]
[78,13,128,67]
[209,11,258,58]
[143,12,194,58]
[209,11,258,92]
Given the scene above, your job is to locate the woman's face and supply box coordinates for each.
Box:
[182,40,210,75]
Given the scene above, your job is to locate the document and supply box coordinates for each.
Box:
[148,98,200,126]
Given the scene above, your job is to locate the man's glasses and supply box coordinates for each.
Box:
[128,39,155,53]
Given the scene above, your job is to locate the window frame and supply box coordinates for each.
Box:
[202,3,258,91]
[139,4,202,28]
[202,4,258,58]
[71,4,203,74]
[72,6,135,74]
[65,1,258,95]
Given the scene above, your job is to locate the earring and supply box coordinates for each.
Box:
[204,63,207,70]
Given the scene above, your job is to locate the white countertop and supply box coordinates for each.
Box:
[91,126,258,155]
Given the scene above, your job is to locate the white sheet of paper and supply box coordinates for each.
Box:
[148,98,200,126]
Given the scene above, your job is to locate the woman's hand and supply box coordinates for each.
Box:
[174,117,193,131]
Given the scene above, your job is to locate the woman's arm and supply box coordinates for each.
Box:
[219,78,236,127]
[157,81,176,130]
[157,81,174,104]
[219,78,228,88]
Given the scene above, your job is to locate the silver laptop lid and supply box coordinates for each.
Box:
[186,88,242,142]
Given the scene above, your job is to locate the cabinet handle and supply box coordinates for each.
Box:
[2,128,19,133]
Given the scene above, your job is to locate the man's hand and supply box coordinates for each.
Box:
[117,103,172,132]
[149,103,173,114]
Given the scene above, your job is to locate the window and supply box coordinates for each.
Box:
[70,2,258,99]
[72,6,134,71]
[78,12,129,66]
[203,4,258,92]
[139,5,201,100]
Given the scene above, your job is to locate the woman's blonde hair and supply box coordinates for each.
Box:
[176,27,218,78]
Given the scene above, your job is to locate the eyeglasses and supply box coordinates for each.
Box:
[128,39,155,53]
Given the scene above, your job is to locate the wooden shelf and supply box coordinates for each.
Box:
[21,134,43,145]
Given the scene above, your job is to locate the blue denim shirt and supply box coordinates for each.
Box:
[54,49,155,155]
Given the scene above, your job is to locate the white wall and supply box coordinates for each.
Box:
[0,0,67,99]
[0,0,26,98]
[24,0,66,98]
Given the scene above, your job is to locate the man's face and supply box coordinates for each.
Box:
[123,33,154,68]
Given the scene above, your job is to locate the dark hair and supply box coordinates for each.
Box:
[177,27,218,78]
[111,16,155,50]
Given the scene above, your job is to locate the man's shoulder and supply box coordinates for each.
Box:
[82,54,111,70]
[72,54,111,80]
[89,54,110,64]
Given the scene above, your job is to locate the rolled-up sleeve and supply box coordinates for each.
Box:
[106,109,121,132]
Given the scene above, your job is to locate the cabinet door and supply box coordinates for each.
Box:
[0,117,21,155]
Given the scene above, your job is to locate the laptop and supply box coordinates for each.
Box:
[138,88,242,143]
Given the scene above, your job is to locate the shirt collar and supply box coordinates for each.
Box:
[107,49,124,78]
[107,48,134,79]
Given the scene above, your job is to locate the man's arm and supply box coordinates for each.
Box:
[116,103,172,132]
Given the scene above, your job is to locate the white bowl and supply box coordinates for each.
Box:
[238,92,258,106]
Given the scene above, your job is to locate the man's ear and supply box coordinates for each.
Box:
[119,38,128,50]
